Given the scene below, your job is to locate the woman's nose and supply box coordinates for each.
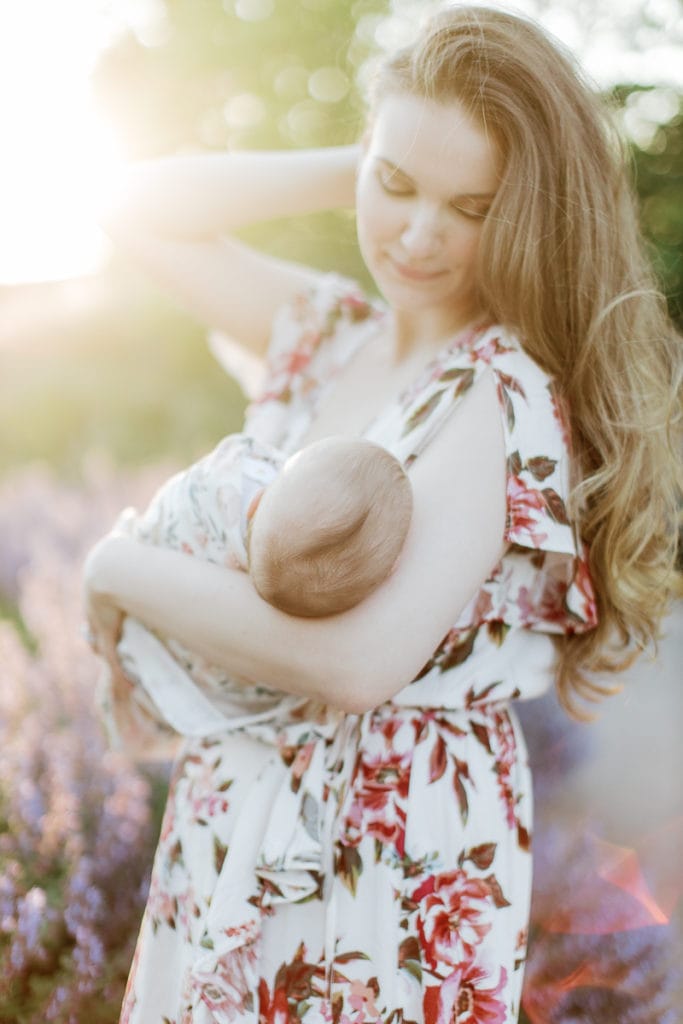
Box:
[399,203,444,258]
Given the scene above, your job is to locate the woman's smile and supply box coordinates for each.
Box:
[355,91,501,343]
[386,254,449,283]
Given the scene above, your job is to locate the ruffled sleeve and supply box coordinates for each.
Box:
[473,329,598,634]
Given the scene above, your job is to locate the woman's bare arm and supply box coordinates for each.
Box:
[102,146,359,353]
[84,373,507,714]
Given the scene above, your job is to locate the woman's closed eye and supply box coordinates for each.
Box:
[449,201,490,220]
[376,167,414,196]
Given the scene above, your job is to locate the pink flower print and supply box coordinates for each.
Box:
[343,745,411,857]
[288,740,315,795]
[506,476,548,547]
[339,291,374,322]
[191,943,259,1022]
[348,978,381,1022]
[570,550,598,628]
[549,383,572,451]
[516,572,569,629]
[472,333,515,365]
[147,876,178,930]
[413,870,494,968]
[423,963,508,1024]
[186,758,232,823]
[158,794,177,845]
[469,587,494,624]
[258,978,291,1024]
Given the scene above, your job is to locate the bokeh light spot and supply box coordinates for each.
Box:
[234,0,274,22]
[307,67,349,104]
[224,92,267,127]
[274,65,309,100]
[282,99,329,145]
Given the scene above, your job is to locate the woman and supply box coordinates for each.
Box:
[84,6,681,1023]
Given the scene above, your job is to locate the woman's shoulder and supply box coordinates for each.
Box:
[256,272,382,398]
[269,271,382,350]
[468,323,571,455]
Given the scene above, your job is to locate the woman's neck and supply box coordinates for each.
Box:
[388,303,483,362]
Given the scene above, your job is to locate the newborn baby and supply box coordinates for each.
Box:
[106,433,412,747]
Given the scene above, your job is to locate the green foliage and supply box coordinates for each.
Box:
[633,111,683,328]
[614,85,683,328]
[92,0,387,157]
[3,8,681,480]
[0,268,246,478]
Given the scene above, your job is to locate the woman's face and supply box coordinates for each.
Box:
[356,91,501,338]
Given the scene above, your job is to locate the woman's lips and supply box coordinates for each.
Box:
[387,256,447,282]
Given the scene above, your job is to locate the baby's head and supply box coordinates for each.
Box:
[247,437,412,616]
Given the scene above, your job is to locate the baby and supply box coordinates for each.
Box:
[106,433,412,745]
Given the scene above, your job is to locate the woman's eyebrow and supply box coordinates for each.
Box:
[374,157,495,200]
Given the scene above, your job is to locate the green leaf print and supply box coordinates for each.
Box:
[500,385,515,432]
[398,936,422,965]
[453,759,470,825]
[439,628,477,672]
[487,620,510,647]
[542,487,570,525]
[428,734,448,783]
[398,937,423,983]
[518,823,531,852]
[438,366,476,391]
[401,390,445,437]
[465,842,497,870]
[526,455,557,481]
[471,721,493,755]
[335,843,363,897]
[213,835,228,875]
[484,873,512,909]
[508,450,523,477]
[335,950,372,964]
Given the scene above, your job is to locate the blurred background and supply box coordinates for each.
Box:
[0,0,681,1020]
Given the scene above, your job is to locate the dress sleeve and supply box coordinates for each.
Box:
[243,273,380,446]
[482,332,598,633]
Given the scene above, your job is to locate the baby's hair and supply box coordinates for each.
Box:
[249,439,412,616]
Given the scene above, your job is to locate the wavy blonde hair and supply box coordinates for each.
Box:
[373,5,682,714]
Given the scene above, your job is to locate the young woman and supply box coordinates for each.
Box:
[83,6,681,1023]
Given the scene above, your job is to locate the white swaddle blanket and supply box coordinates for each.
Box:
[107,433,310,749]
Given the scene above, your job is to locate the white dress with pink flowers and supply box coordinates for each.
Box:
[119,275,597,1024]
[108,433,312,751]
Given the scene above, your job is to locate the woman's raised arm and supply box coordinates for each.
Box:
[102,146,360,353]
[84,372,507,715]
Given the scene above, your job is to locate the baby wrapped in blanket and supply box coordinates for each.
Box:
[104,434,412,751]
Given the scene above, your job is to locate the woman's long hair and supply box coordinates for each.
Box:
[373,5,682,714]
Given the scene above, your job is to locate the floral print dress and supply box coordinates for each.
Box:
[119,275,597,1024]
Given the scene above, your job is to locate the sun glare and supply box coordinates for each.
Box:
[0,5,125,285]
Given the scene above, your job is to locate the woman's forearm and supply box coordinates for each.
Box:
[83,376,507,715]
[83,533,378,712]
[105,146,360,242]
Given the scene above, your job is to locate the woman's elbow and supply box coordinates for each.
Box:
[316,647,413,715]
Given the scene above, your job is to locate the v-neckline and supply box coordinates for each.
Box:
[289,306,487,453]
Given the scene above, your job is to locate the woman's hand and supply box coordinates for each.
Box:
[83,534,125,664]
